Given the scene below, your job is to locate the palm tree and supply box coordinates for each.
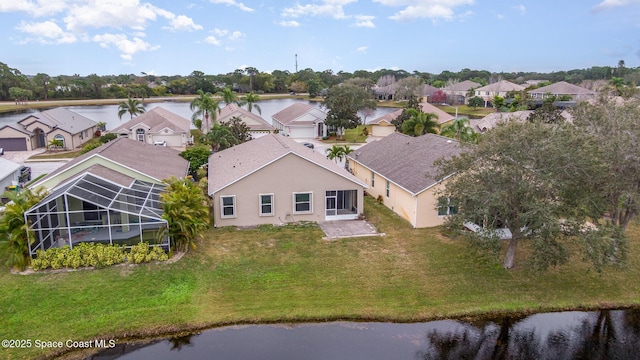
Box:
[160,177,209,252]
[190,90,220,132]
[0,188,47,270]
[325,145,346,163]
[219,86,239,106]
[440,117,477,143]
[243,91,262,114]
[203,123,237,152]
[401,108,439,137]
[117,97,146,120]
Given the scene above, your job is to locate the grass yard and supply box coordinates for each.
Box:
[1,196,639,358]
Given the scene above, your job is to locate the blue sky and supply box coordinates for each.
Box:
[1,0,639,76]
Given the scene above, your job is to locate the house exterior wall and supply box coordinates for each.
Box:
[0,127,33,151]
[34,157,161,191]
[213,153,364,227]
[147,133,185,147]
[415,182,448,228]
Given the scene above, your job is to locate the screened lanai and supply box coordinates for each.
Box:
[25,173,169,257]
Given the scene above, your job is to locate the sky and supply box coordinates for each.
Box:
[1,0,639,77]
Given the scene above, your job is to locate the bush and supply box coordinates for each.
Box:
[99,133,118,143]
[80,141,102,154]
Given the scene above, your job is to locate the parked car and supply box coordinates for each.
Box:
[153,140,166,147]
[302,142,314,149]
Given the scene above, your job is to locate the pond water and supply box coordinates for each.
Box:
[87,309,640,360]
[0,99,397,132]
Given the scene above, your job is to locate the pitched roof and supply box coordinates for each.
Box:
[475,80,525,93]
[271,103,326,126]
[32,137,189,188]
[442,80,482,92]
[0,122,31,135]
[347,132,464,195]
[475,110,574,132]
[528,81,596,96]
[19,108,97,135]
[368,109,402,125]
[419,102,455,124]
[111,107,190,133]
[0,157,22,180]
[208,134,366,194]
[217,104,273,132]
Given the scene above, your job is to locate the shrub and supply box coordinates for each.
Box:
[99,133,118,143]
[29,242,159,271]
[80,141,102,154]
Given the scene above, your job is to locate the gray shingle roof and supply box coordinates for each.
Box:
[475,80,525,93]
[217,104,273,132]
[111,107,190,133]
[347,132,464,195]
[20,108,97,135]
[442,80,482,92]
[271,103,326,126]
[35,137,189,188]
[528,81,596,96]
[368,109,402,125]
[208,134,366,194]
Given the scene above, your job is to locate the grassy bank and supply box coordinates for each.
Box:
[1,196,639,359]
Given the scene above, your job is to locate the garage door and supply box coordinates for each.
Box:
[0,138,27,151]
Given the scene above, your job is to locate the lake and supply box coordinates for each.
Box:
[0,99,398,131]
[87,308,640,359]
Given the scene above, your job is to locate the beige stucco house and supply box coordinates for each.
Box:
[475,80,526,107]
[25,138,190,257]
[528,81,596,101]
[347,133,464,228]
[217,104,273,139]
[208,134,367,227]
[442,80,482,104]
[368,109,401,137]
[111,107,191,148]
[272,103,327,138]
[0,108,97,151]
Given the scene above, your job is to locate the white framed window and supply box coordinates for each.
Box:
[259,194,274,216]
[136,128,145,142]
[437,197,458,216]
[293,192,313,214]
[220,195,236,218]
[371,172,375,187]
[386,180,390,197]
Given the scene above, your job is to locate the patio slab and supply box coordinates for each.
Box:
[318,220,384,240]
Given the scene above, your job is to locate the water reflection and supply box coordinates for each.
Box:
[87,309,640,360]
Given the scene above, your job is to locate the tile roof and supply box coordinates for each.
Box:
[368,109,402,125]
[217,104,273,132]
[20,108,97,135]
[208,134,366,194]
[34,137,189,188]
[111,106,190,133]
[347,132,465,195]
[528,81,596,96]
[271,103,326,126]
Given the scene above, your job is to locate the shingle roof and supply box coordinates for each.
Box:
[419,102,455,124]
[271,103,326,126]
[19,108,97,135]
[0,122,31,135]
[475,80,525,93]
[528,81,596,96]
[33,137,189,188]
[347,132,464,195]
[0,157,22,181]
[475,110,574,132]
[442,80,482,92]
[368,109,402,125]
[111,107,190,134]
[208,134,366,194]
[217,104,273,132]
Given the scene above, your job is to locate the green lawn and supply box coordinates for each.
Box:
[1,196,639,358]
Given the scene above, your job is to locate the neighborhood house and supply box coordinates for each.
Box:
[272,103,327,138]
[217,103,273,138]
[111,106,192,148]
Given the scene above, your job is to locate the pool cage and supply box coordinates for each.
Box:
[25,173,170,257]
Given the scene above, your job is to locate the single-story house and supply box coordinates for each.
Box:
[208,134,367,227]
[111,107,192,148]
[368,109,401,137]
[528,81,597,101]
[272,103,327,138]
[347,132,464,228]
[25,137,190,256]
[475,80,526,107]
[217,104,273,139]
[442,80,482,104]
[474,110,573,133]
[0,157,28,193]
[0,108,98,151]
[420,102,455,126]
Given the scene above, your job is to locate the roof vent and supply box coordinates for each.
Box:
[447,140,452,143]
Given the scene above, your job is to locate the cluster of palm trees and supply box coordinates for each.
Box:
[325,145,354,164]
[401,108,478,143]
[190,87,262,132]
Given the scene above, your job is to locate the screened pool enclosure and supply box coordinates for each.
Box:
[25,173,169,257]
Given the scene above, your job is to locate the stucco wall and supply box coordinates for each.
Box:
[213,153,364,227]
[0,127,32,150]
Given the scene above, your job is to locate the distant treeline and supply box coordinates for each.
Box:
[1,61,637,102]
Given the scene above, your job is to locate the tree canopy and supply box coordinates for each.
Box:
[322,81,376,138]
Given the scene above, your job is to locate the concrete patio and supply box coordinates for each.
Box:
[318,219,384,240]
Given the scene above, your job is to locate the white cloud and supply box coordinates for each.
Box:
[279,20,301,27]
[512,4,526,14]
[373,0,475,21]
[0,0,69,17]
[228,31,243,40]
[496,14,504,20]
[209,0,254,12]
[282,0,357,20]
[593,0,640,12]
[15,20,77,43]
[63,1,161,32]
[356,46,368,54]
[204,36,221,45]
[164,15,203,31]
[352,15,376,27]
[92,33,158,60]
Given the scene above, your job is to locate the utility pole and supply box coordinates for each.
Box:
[295,54,298,73]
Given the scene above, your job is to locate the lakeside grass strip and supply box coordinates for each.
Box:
[1,196,639,359]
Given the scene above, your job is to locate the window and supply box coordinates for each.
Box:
[53,134,65,149]
[386,180,390,197]
[371,172,375,187]
[259,194,274,216]
[437,197,458,216]
[220,196,236,218]
[293,192,312,214]
[136,128,145,142]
